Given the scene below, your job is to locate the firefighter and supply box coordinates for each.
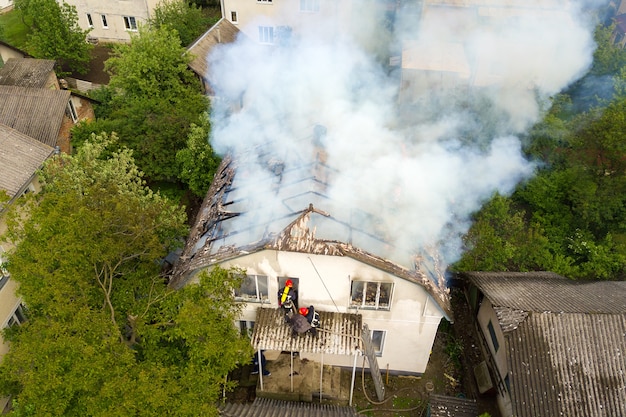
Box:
[299,306,320,336]
[278,279,298,321]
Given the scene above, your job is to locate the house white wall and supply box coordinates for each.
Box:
[221,0,358,44]
[191,249,444,374]
[63,0,172,43]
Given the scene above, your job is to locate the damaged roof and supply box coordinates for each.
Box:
[462,271,626,417]
[170,152,451,317]
[187,18,241,84]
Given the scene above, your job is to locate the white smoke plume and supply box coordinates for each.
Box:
[207,0,602,270]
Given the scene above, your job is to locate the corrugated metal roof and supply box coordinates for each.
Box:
[0,85,70,147]
[252,307,362,356]
[0,123,54,198]
[507,312,626,417]
[462,271,626,313]
[0,58,55,88]
[219,397,358,417]
[428,394,478,417]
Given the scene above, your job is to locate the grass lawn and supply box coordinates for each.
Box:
[0,9,29,51]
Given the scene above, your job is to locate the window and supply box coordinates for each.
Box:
[86,13,93,28]
[239,320,254,338]
[234,275,269,303]
[371,330,386,356]
[0,247,9,291]
[350,281,392,310]
[487,320,499,352]
[300,0,320,12]
[257,0,272,3]
[231,11,237,23]
[66,100,78,123]
[5,304,27,328]
[258,26,274,44]
[124,16,137,31]
[101,14,108,28]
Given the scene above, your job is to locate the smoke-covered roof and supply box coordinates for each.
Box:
[170,150,451,316]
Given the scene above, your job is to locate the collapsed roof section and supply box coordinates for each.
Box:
[170,145,451,317]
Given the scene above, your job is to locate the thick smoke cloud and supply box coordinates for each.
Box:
[207,0,600,270]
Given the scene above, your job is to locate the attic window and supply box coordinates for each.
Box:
[66,100,78,122]
[350,281,392,310]
[234,275,269,303]
[487,320,499,352]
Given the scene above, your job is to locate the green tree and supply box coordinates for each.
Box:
[590,23,626,76]
[0,134,251,415]
[176,112,221,197]
[149,0,212,47]
[98,25,208,181]
[14,0,92,74]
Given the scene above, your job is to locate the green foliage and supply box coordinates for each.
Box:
[590,23,626,76]
[0,134,251,415]
[176,112,221,197]
[149,0,212,47]
[14,0,93,75]
[0,9,29,49]
[102,25,208,181]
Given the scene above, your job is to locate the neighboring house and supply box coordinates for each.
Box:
[0,0,13,14]
[170,151,452,380]
[0,123,56,413]
[187,18,242,94]
[219,397,358,416]
[460,271,626,417]
[62,0,174,43]
[0,41,29,67]
[613,13,626,48]
[0,58,96,152]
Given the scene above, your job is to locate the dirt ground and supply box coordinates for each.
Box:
[226,288,502,416]
[66,44,113,85]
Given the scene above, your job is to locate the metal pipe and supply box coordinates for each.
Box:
[257,349,264,391]
[350,351,359,406]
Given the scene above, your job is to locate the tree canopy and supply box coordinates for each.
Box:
[73,25,213,186]
[14,0,92,74]
[0,134,251,416]
[148,0,215,47]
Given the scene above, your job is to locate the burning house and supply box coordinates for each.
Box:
[169,139,453,390]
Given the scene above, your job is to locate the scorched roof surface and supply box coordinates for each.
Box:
[0,58,55,88]
[171,152,450,315]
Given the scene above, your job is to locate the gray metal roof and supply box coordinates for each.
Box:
[0,58,55,88]
[428,394,478,417]
[507,312,626,417]
[462,272,626,416]
[252,307,362,356]
[0,123,54,198]
[187,18,241,83]
[463,271,626,313]
[0,85,70,147]
[219,397,358,417]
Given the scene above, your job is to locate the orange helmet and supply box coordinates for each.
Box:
[299,307,309,316]
[285,279,293,288]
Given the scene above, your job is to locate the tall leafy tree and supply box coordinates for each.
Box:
[149,0,213,47]
[0,134,251,415]
[176,112,221,197]
[14,0,92,74]
[98,25,208,181]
